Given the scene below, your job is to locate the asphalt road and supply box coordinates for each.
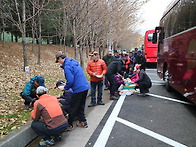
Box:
[28,68,196,147]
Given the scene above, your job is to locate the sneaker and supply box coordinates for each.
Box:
[54,135,62,141]
[39,139,55,146]
[88,103,96,107]
[97,101,105,105]
[110,96,118,100]
[24,105,29,110]
[76,121,88,128]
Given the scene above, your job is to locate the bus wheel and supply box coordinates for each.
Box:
[164,69,172,92]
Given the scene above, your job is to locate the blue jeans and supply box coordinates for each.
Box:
[31,121,68,140]
[90,81,103,104]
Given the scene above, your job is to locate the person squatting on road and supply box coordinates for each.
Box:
[87,51,107,107]
[106,58,124,100]
[31,86,68,146]
[55,51,90,130]
[134,65,152,96]
[20,75,46,110]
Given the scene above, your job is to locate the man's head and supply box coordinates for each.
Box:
[89,51,99,61]
[54,80,65,91]
[135,65,141,73]
[34,76,45,88]
[106,50,113,56]
[36,86,47,97]
[55,51,66,64]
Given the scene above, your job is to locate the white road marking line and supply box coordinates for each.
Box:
[116,117,187,147]
[93,95,126,147]
[152,83,165,86]
[146,69,157,71]
[147,93,193,105]
[151,80,165,83]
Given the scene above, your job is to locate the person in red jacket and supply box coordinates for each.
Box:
[87,51,107,107]
[31,86,68,146]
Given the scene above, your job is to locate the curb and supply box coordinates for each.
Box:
[0,121,37,147]
[0,91,91,147]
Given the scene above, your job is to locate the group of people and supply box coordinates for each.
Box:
[20,49,151,146]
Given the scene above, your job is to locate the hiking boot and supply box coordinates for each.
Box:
[110,95,118,100]
[88,103,96,107]
[97,101,105,105]
[76,121,88,128]
[39,139,55,146]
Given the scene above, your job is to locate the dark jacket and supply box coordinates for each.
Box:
[106,58,124,76]
[59,89,73,112]
[135,55,146,70]
[102,55,114,66]
[61,58,90,93]
[135,69,152,87]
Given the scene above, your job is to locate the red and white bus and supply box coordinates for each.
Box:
[144,30,158,63]
[153,0,196,103]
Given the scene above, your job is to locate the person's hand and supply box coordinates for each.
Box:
[93,72,97,76]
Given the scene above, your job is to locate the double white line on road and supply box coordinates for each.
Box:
[94,95,188,147]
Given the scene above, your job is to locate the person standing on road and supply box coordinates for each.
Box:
[55,51,90,129]
[87,51,107,107]
[102,50,114,90]
[106,58,124,100]
[31,86,68,146]
[20,75,46,110]
[134,65,152,96]
[135,51,146,71]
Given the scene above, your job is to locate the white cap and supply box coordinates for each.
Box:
[36,86,47,95]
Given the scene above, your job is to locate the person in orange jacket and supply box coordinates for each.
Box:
[31,86,68,146]
[87,51,107,107]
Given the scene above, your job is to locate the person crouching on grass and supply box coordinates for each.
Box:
[31,86,68,146]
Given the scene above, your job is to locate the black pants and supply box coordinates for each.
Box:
[106,73,118,96]
[20,92,38,105]
[137,81,151,93]
[68,90,88,126]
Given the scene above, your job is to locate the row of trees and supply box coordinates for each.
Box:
[0,0,146,70]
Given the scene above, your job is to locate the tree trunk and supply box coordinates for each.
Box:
[73,20,79,60]
[32,2,35,52]
[22,0,28,71]
[37,12,41,65]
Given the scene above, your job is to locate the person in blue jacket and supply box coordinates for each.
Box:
[20,75,46,110]
[55,51,90,130]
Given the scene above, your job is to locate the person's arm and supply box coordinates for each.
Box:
[101,61,107,75]
[31,102,41,121]
[86,62,94,76]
